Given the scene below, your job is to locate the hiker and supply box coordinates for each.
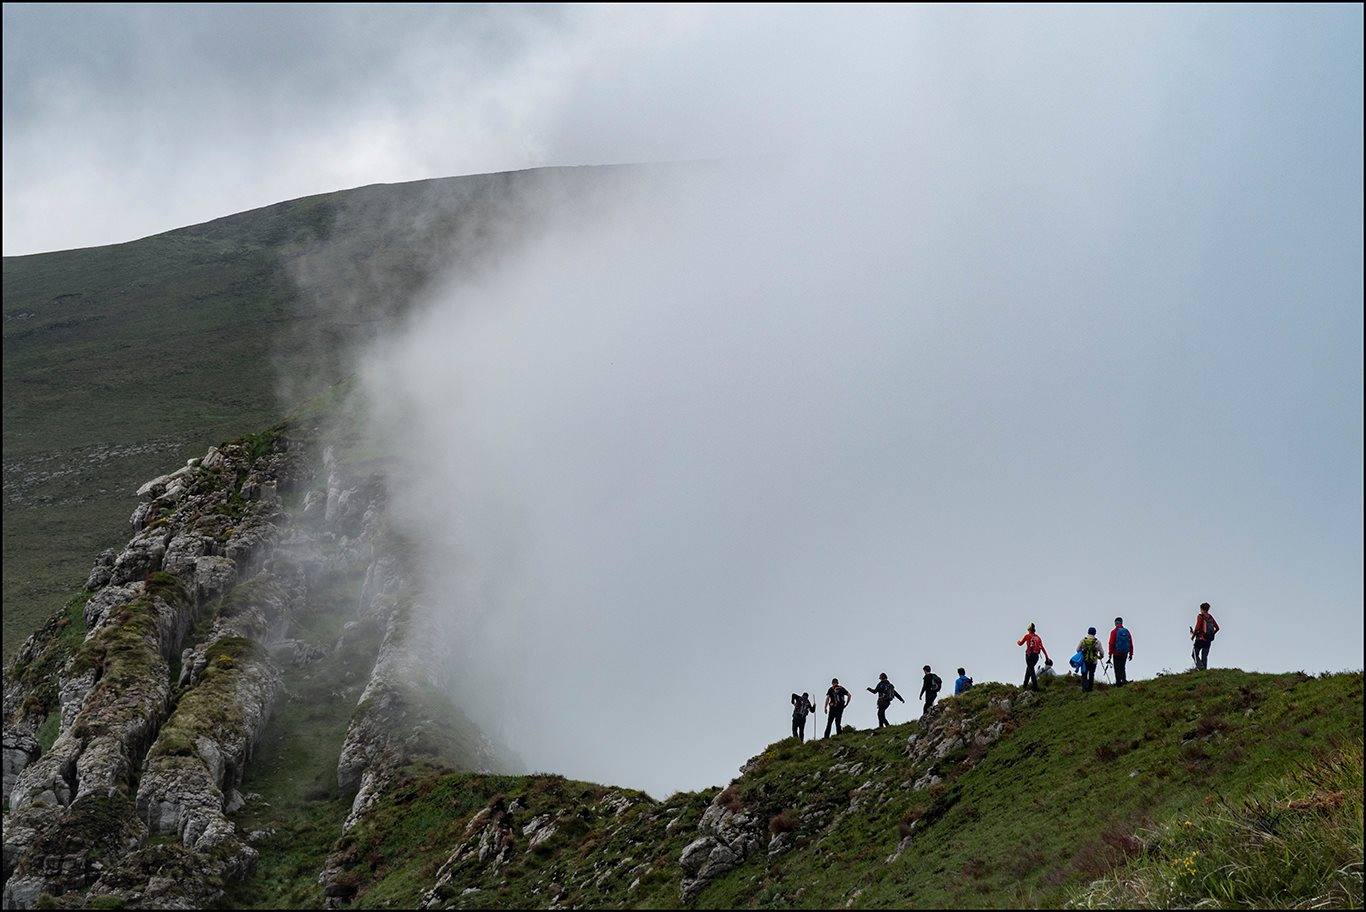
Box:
[791,692,816,742]
[954,667,973,695]
[1108,617,1134,686]
[824,678,851,737]
[1017,623,1051,691]
[1190,602,1220,670]
[1077,627,1104,692]
[1037,657,1057,680]
[919,665,942,714]
[867,672,904,728]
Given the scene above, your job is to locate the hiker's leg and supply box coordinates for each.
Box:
[1199,641,1211,669]
[834,707,843,734]
[793,719,800,740]
[1114,654,1127,686]
[825,714,834,738]
[877,704,887,728]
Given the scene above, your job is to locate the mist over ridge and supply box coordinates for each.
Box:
[336,7,1362,797]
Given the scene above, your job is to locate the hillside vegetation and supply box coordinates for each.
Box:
[1,165,632,655]
[243,668,1363,909]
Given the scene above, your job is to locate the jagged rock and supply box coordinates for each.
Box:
[109,529,171,585]
[163,532,216,580]
[58,668,98,729]
[194,554,238,602]
[528,822,558,851]
[202,446,225,470]
[522,814,553,837]
[678,791,764,902]
[136,474,171,499]
[83,582,144,630]
[1,726,40,809]
[85,548,118,590]
[768,831,794,856]
[128,502,155,532]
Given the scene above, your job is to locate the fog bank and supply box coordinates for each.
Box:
[343,7,1363,796]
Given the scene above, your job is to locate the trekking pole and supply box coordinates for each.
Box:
[1102,659,1112,683]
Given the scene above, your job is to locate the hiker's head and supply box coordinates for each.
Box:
[1045,658,1054,667]
[802,692,809,699]
[831,678,839,685]
[957,667,965,676]
[1028,622,1036,633]
[922,665,931,672]
[1200,602,1211,612]
[1114,617,1123,626]
[1088,626,1097,635]
[879,672,888,680]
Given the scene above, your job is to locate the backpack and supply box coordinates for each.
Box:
[1069,651,1085,672]
[1080,636,1101,663]
[1199,615,1218,641]
[928,674,942,695]
[1114,627,1132,654]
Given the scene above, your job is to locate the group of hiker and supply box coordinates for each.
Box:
[788,603,1222,741]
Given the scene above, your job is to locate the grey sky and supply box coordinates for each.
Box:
[5,4,1363,797]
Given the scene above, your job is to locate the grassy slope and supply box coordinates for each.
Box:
[1,165,629,657]
[323,669,1362,910]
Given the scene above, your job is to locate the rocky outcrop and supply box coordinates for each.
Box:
[135,571,300,860]
[678,790,766,903]
[1,429,307,909]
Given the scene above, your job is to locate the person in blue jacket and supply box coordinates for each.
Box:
[954,667,973,695]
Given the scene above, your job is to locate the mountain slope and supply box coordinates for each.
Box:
[315,669,1363,909]
[1,165,633,656]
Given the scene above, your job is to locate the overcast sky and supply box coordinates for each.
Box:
[4,4,1363,797]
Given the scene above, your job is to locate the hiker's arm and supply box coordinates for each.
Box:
[896,691,905,703]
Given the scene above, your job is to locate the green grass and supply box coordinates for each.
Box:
[1072,742,1364,909]
[318,670,1363,910]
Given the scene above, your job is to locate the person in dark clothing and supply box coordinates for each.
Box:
[1191,603,1220,670]
[1077,627,1104,692]
[1108,617,1134,686]
[867,672,904,728]
[1017,623,1051,691]
[791,692,815,742]
[824,678,851,737]
[918,665,942,714]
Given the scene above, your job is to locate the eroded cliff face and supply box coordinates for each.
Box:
[1,422,500,910]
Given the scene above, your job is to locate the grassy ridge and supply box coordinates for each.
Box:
[312,669,1361,910]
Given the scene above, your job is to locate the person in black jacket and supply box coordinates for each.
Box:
[790,692,815,742]
[867,673,904,728]
[918,665,942,714]
[824,678,851,738]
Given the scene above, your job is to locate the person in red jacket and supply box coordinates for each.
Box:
[1108,617,1134,686]
[1017,623,1050,691]
[1191,603,1220,670]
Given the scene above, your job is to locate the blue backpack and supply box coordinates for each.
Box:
[1114,626,1132,654]
[1069,651,1085,673]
